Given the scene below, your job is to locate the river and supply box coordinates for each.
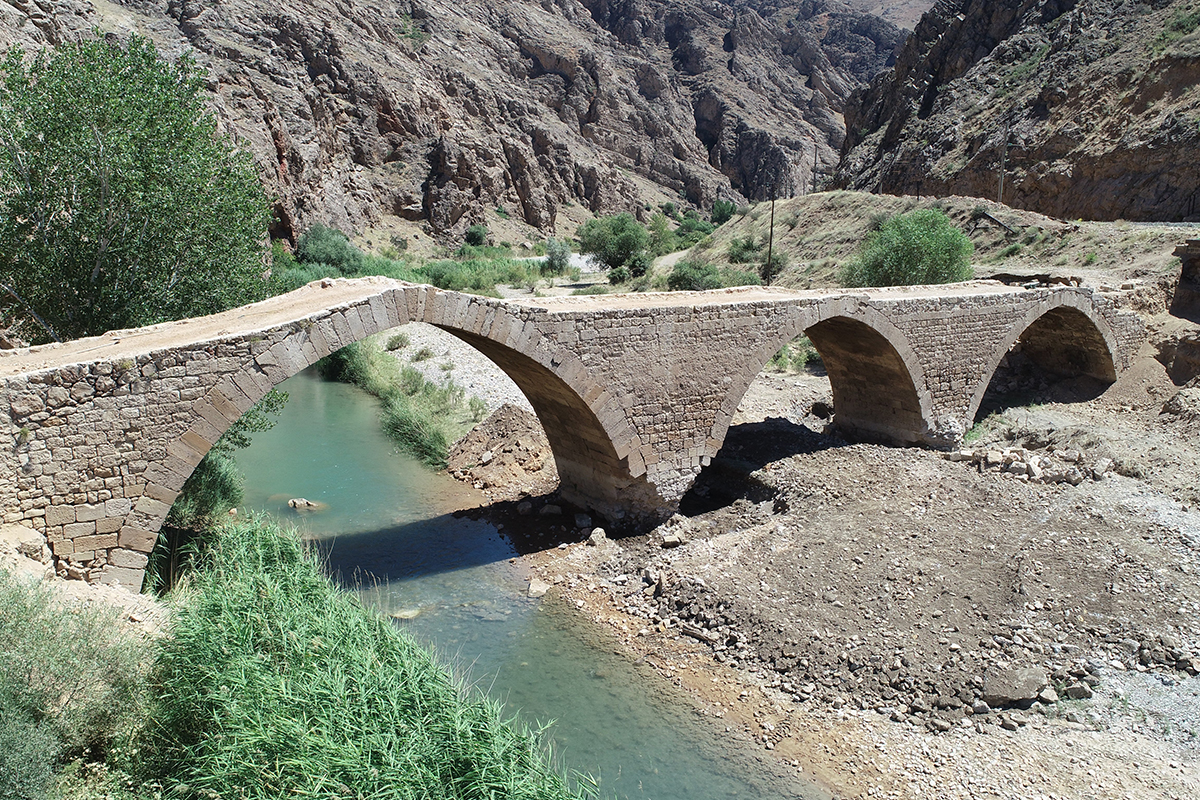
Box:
[234,369,825,800]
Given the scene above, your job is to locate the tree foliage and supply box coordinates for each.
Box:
[840,209,974,287]
[667,261,760,292]
[711,199,736,226]
[576,213,649,270]
[464,224,489,247]
[0,36,271,342]
[541,237,571,277]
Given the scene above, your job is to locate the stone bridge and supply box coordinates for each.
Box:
[0,278,1142,589]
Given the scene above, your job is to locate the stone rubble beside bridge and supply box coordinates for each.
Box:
[0,277,1142,589]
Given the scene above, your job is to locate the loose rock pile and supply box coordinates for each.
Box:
[942,447,1114,485]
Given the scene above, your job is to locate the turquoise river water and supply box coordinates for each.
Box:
[234,370,825,800]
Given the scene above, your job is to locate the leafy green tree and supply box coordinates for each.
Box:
[712,199,736,226]
[840,209,974,287]
[576,213,649,270]
[0,36,271,343]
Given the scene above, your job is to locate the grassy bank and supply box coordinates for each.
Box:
[317,335,479,468]
[0,520,594,800]
[137,519,592,800]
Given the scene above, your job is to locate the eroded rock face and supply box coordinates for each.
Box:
[834,0,1200,222]
[0,0,904,240]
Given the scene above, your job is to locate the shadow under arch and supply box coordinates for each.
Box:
[970,302,1118,422]
[803,316,930,445]
[441,327,661,517]
[705,305,934,459]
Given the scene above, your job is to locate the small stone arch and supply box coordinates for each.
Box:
[707,300,934,456]
[969,296,1119,423]
[131,283,655,567]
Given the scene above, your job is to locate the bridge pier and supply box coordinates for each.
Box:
[0,279,1142,589]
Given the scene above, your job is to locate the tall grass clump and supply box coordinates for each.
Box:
[840,209,973,287]
[317,338,477,467]
[0,572,148,800]
[381,394,451,468]
[135,519,594,800]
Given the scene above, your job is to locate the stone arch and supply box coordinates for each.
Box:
[129,283,653,568]
[707,300,933,455]
[968,296,1119,423]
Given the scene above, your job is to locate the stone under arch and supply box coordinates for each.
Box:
[127,283,655,576]
[969,299,1119,423]
[706,303,933,458]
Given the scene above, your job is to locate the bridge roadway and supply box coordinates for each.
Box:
[0,277,1143,588]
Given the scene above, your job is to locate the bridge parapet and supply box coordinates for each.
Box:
[0,278,1142,589]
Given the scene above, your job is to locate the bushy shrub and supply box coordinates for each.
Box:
[464,224,489,247]
[712,199,736,226]
[840,209,974,287]
[768,336,821,373]
[542,238,571,277]
[628,249,653,277]
[677,211,715,237]
[0,572,148,797]
[576,213,649,270]
[386,332,410,351]
[296,224,366,274]
[667,261,761,292]
[608,265,631,284]
[727,235,761,264]
[759,251,789,285]
[571,284,610,295]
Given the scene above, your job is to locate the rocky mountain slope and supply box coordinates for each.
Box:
[0,0,906,242]
[834,0,1200,222]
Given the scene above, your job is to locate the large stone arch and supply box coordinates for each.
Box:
[706,299,934,456]
[125,283,655,578]
[968,295,1119,423]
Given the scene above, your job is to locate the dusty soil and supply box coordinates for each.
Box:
[1,523,169,637]
[454,336,1200,799]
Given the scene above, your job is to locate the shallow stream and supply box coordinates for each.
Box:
[234,370,824,800]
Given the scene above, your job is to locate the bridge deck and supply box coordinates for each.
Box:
[0,278,1020,378]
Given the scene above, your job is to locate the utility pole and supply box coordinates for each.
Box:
[765,183,776,286]
[998,116,1011,204]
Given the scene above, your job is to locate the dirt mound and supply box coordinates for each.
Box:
[447,404,557,501]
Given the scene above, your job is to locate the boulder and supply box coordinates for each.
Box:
[527,578,551,598]
[982,667,1048,708]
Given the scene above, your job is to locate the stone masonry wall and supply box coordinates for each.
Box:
[0,279,1142,590]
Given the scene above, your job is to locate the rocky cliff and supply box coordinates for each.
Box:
[0,0,905,241]
[834,0,1200,221]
